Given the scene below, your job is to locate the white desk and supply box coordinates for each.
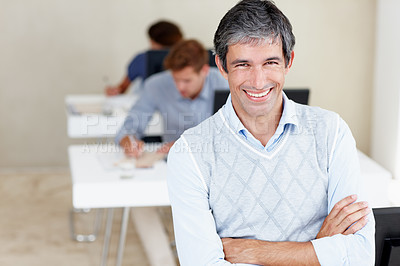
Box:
[358,150,392,208]
[69,144,170,208]
[65,94,172,266]
[68,144,175,266]
[65,94,163,138]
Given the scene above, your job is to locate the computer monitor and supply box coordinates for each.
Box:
[208,50,217,67]
[373,207,400,266]
[284,88,310,105]
[212,88,310,114]
[213,89,230,114]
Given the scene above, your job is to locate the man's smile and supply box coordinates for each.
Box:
[243,88,271,98]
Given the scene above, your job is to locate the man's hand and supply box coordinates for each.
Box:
[316,194,370,239]
[222,238,264,265]
[156,141,175,154]
[105,86,122,96]
[120,136,144,158]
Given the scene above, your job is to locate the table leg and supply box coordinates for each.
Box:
[130,207,176,266]
[116,207,130,266]
[69,208,103,242]
[101,208,114,266]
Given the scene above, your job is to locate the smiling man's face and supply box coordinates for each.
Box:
[217,39,293,121]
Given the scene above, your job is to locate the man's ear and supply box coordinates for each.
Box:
[215,55,228,80]
[200,64,210,76]
[285,51,295,74]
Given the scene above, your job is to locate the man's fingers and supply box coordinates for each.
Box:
[316,195,371,238]
[336,201,369,223]
[337,205,370,232]
[343,214,369,235]
[121,136,144,158]
[329,194,357,218]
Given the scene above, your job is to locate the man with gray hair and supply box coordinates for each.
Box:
[167,0,375,265]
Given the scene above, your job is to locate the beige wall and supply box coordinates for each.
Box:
[371,0,400,179]
[0,0,376,168]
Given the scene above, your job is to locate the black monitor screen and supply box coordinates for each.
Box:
[284,88,310,105]
[208,50,217,68]
[213,90,230,114]
[373,207,400,266]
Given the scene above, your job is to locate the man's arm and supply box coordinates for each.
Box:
[105,76,131,96]
[106,53,146,96]
[311,116,375,265]
[120,135,144,158]
[222,195,370,265]
[114,82,157,145]
[156,141,175,154]
[223,239,318,265]
[168,137,249,265]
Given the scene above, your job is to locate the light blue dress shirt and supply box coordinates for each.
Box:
[167,93,375,265]
[115,67,228,144]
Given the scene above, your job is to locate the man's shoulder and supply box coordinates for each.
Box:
[143,70,174,91]
[294,102,339,124]
[292,103,345,141]
[129,51,147,65]
[181,110,226,142]
[145,70,172,83]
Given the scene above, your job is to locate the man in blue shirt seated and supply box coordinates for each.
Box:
[115,39,229,157]
[167,0,375,265]
[105,20,183,96]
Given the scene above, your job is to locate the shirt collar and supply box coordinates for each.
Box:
[223,91,299,135]
[280,91,299,128]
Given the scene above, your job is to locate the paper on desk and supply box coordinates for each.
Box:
[68,103,104,115]
[96,150,166,171]
[96,151,127,171]
[103,95,136,112]
[135,151,166,168]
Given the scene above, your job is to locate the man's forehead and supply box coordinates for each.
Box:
[226,39,283,56]
[228,36,282,48]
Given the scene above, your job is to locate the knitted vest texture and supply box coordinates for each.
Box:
[181,103,339,242]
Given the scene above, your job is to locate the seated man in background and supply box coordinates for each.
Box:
[167,0,375,265]
[115,39,228,157]
[105,20,183,96]
[114,39,228,266]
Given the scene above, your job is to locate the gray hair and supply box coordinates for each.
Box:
[213,0,295,72]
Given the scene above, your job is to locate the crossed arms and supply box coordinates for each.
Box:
[167,119,375,266]
[221,195,370,265]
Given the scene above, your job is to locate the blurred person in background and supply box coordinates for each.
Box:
[105,20,183,96]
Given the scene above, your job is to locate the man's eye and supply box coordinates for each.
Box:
[265,61,279,65]
[235,63,249,67]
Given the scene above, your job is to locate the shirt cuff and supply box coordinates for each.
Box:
[311,235,348,266]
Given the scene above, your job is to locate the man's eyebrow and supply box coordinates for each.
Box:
[266,56,283,62]
[230,56,283,65]
[230,59,249,65]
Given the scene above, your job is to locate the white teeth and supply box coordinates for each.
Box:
[246,89,270,98]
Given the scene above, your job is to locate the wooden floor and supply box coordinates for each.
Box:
[0,169,176,266]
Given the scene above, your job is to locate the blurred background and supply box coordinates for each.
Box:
[1,0,400,265]
[2,0,397,177]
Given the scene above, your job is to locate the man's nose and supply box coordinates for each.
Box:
[176,81,185,92]
[249,67,266,90]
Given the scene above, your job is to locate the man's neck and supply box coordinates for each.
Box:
[238,104,283,147]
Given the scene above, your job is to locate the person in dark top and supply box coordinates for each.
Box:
[105,20,183,96]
